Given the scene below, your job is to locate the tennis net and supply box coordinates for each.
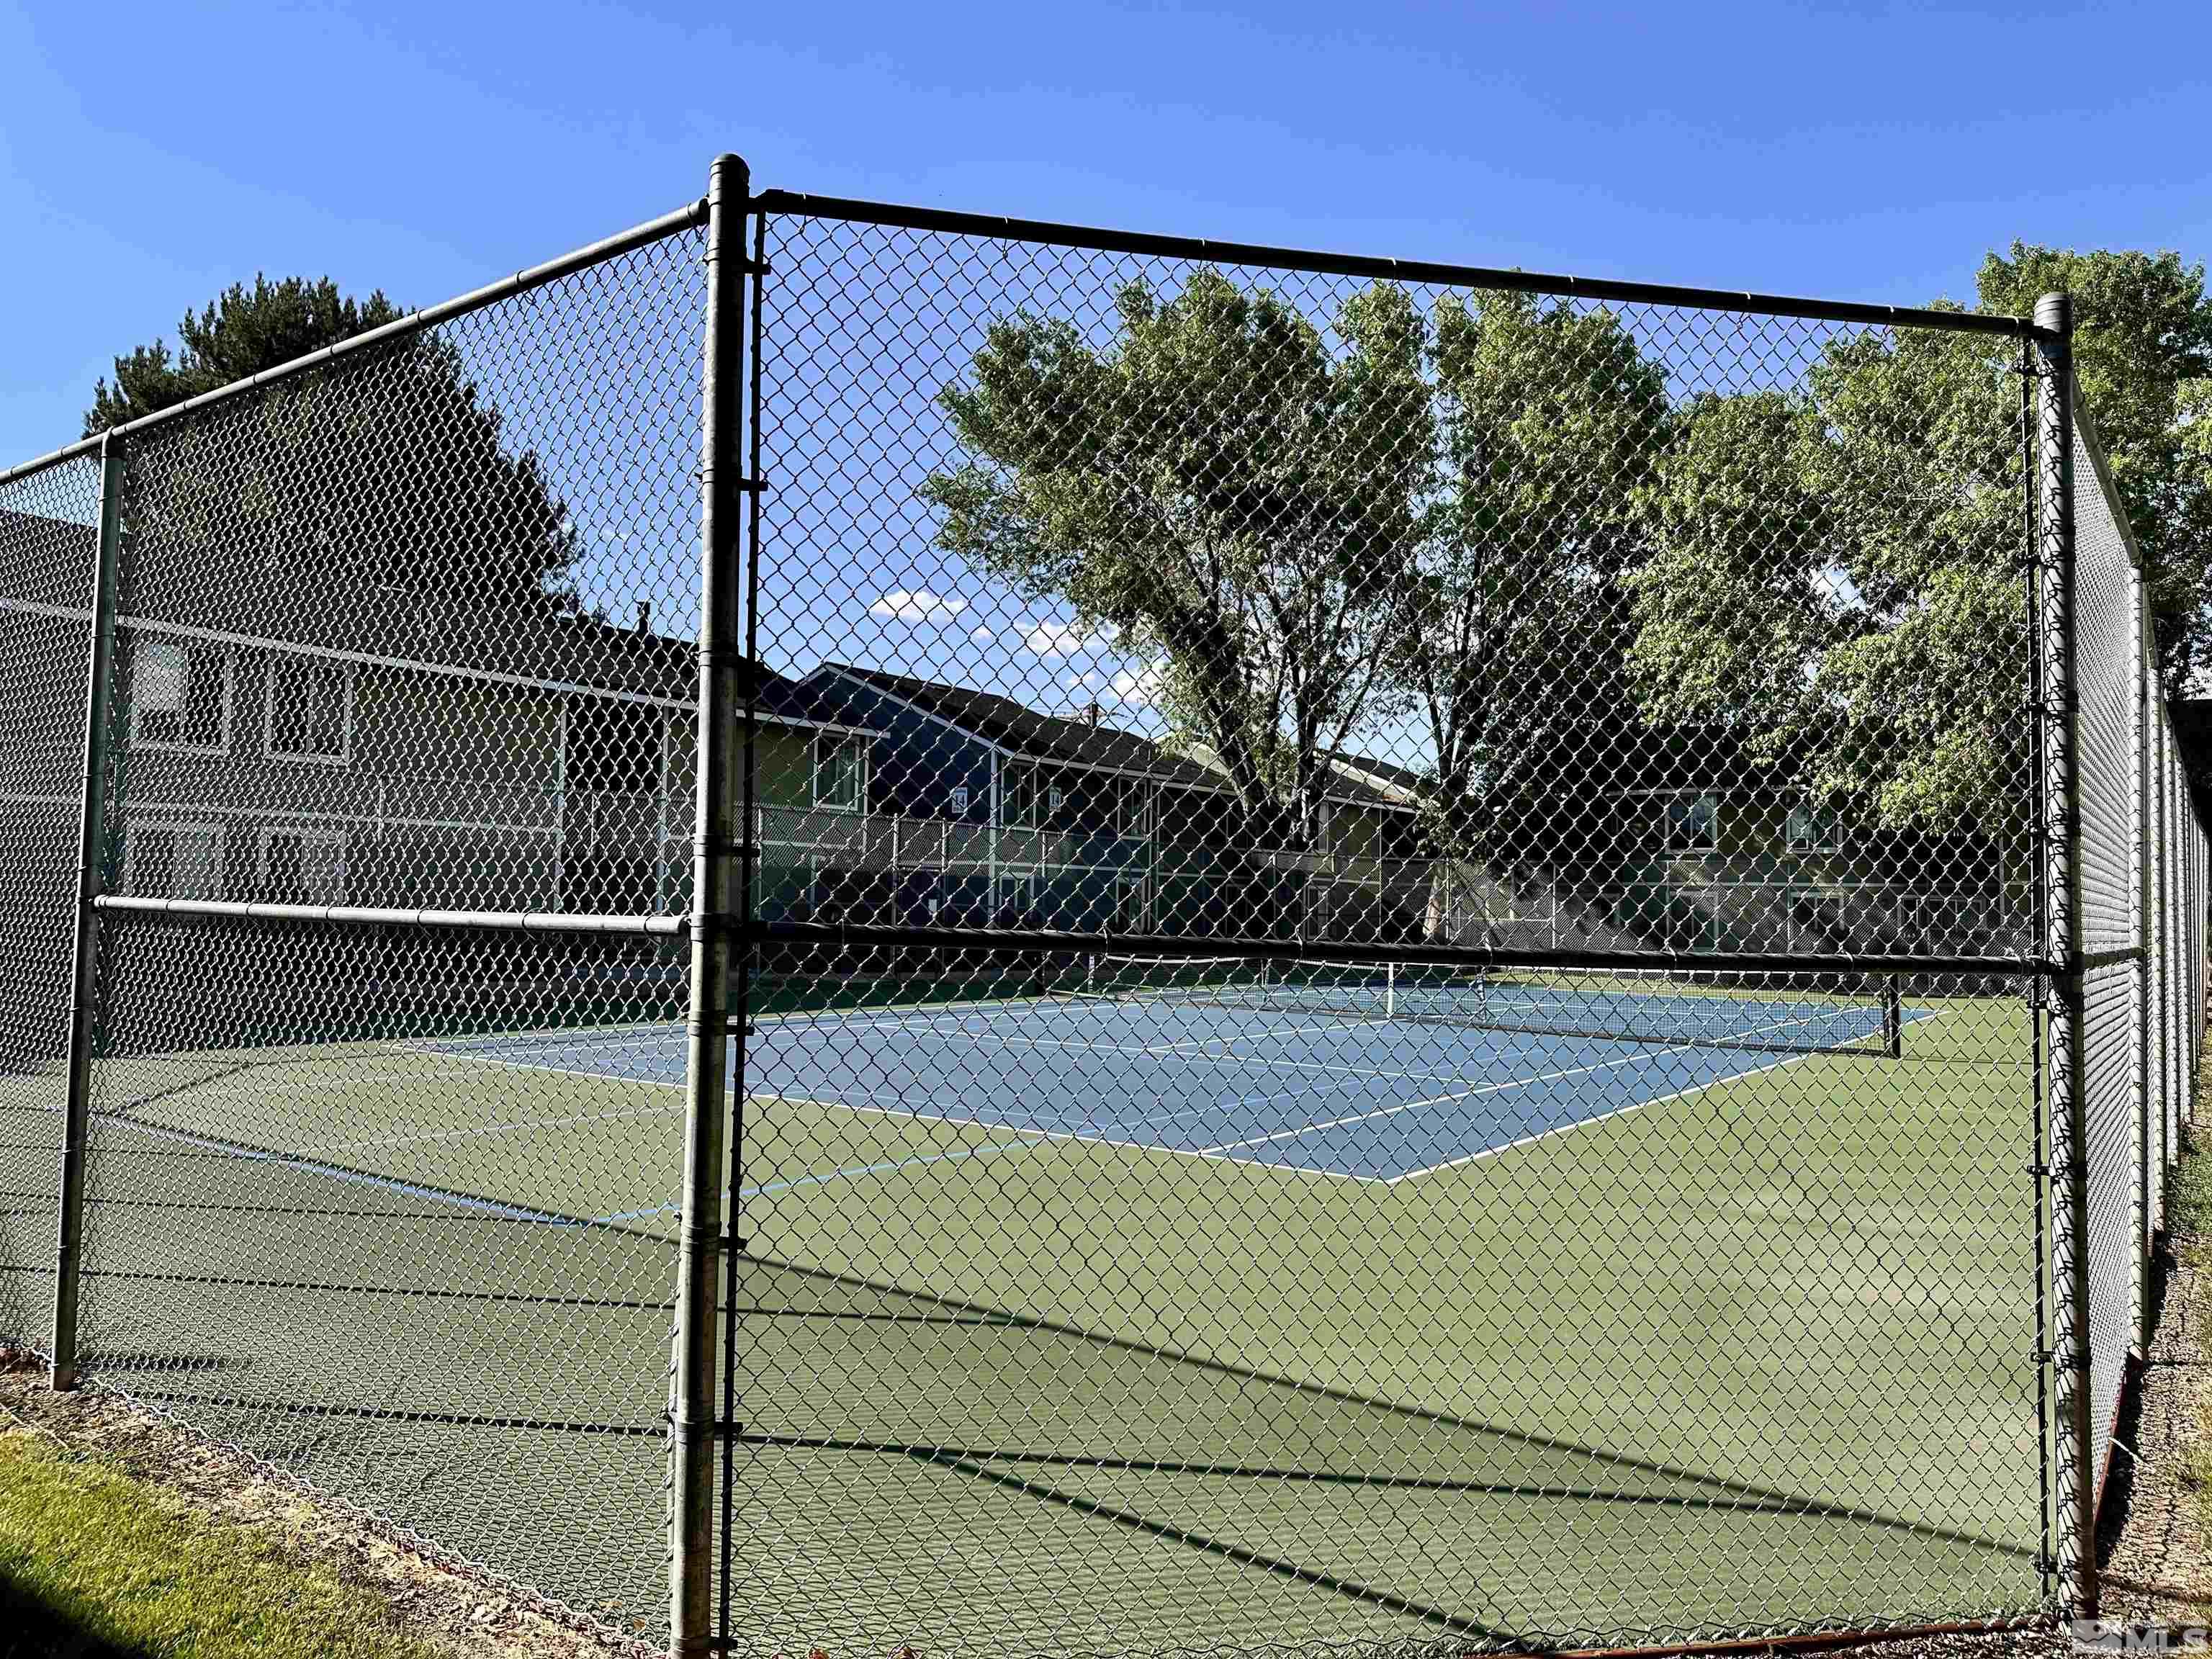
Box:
[1079,953,1903,1058]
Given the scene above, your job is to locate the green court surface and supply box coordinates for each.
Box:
[0,989,2046,1650]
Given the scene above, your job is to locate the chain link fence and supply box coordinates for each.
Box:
[2065,382,2210,1559]
[0,156,2204,1657]
[1,202,711,1638]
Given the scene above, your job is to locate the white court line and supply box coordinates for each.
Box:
[813,1012,1483,1086]
[772,994,1375,1058]
[395,1035,687,1094]
[758,1005,1884,1193]
[398,1000,1915,1190]
[755,1087,1394,1188]
[1196,1002,1886,1160]
[777,1075,1272,1148]
[407,1022,1335,1172]
[1383,1004,1941,1184]
[1381,1053,1806,1184]
[298,1098,681,1159]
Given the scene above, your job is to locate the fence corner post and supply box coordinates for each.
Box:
[669,150,750,1658]
[51,432,125,1393]
[2036,288,2095,1622]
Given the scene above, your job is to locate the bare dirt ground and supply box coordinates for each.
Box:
[2101,1169,2212,1627]
[0,1349,659,1659]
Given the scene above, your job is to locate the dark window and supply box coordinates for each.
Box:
[135,639,229,750]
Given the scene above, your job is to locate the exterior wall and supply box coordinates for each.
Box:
[0,603,86,1087]
[808,676,995,827]
[1461,783,2033,956]
[108,640,572,914]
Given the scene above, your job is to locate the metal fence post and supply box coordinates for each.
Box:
[2036,289,2095,1619]
[2136,556,2155,1319]
[51,433,125,1392]
[670,150,749,1658]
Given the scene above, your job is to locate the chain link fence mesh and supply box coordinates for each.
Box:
[2067,405,2203,1544]
[733,204,2056,1653]
[2069,410,2143,1511]
[24,212,710,1640]
[0,170,2206,1656]
[0,451,101,1357]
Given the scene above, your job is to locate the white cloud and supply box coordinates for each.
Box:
[1062,660,1166,707]
[970,624,995,642]
[1111,661,1166,705]
[1022,619,1110,657]
[870,590,967,622]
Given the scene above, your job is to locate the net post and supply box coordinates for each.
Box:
[669,149,749,1659]
[50,433,125,1393]
[1883,977,1903,1060]
[2036,288,2095,1622]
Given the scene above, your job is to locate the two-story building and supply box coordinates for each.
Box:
[779,663,1431,942]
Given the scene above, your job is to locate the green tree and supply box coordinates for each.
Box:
[1977,244,2212,690]
[923,271,1431,846]
[1627,320,2028,830]
[84,276,403,433]
[1407,289,1671,865]
[1628,248,2212,833]
[86,275,580,631]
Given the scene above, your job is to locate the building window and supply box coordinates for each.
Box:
[1115,874,1148,932]
[814,732,863,811]
[1786,801,1838,853]
[1002,761,1039,829]
[1662,792,1718,855]
[132,638,231,752]
[122,821,225,900]
[256,826,349,906]
[1789,886,1842,952]
[997,872,1039,919]
[1116,780,1150,839]
[265,655,355,764]
[567,698,661,794]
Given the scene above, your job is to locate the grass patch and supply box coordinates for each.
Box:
[2163,1124,2212,1557]
[2171,1125,2212,1263]
[0,1423,441,1659]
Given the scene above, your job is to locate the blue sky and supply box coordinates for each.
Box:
[4,0,2211,466]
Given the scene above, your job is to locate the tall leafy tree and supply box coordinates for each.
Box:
[1977,245,2212,692]
[1628,247,2212,834]
[1627,320,2028,830]
[86,275,581,642]
[924,271,1430,846]
[1406,289,1670,865]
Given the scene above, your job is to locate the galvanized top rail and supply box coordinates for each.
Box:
[750,187,2043,341]
[0,197,711,492]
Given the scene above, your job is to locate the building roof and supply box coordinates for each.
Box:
[809,662,1222,786]
[0,507,865,730]
[1321,749,1428,804]
[810,662,1419,811]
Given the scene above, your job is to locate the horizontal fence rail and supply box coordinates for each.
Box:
[0,155,2202,1659]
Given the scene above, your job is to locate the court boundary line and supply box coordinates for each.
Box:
[1385,1001,1946,1185]
[745,999,1889,1192]
[748,1089,1397,1188]
[402,1002,1929,1195]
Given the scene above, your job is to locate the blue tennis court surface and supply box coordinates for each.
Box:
[420,986,1914,1185]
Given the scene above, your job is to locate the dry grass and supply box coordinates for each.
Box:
[0,1352,655,1659]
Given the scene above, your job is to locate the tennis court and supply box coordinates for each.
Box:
[428,959,1917,1184]
[19,956,2040,1649]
